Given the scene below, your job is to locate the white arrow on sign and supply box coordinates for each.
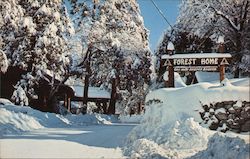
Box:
[163,59,172,66]
[220,57,229,65]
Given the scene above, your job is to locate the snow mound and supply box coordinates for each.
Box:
[189,133,250,159]
[195,72,249,87]
[163,72,187,88]
[146,80,249,124]
[0,104,117,136]
[0,98,13,105]
[0,107,44,135]
[125,117,213,158]
[125,81,249,158]
[161,118,212,150]
[124,138,177,159]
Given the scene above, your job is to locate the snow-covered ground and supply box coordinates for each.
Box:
[1,78,249,159]
[0,103,136,158]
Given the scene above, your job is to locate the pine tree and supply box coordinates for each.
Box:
[176,0,250,77]
[69,0,152,114]
[0,0,74,106]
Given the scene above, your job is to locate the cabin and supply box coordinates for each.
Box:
[0,66,112,114]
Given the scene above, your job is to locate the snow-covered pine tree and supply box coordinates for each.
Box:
[0,0,74,107]
[175,0,250,77]
[69,0,152,114]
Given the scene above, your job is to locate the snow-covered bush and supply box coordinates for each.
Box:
[11,86,29,106]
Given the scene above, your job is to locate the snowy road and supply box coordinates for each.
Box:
[0,123,136,158]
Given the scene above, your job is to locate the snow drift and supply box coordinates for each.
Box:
[125,79,250,158]
[0,104,116,136]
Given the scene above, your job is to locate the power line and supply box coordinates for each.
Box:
[150,0,174,30]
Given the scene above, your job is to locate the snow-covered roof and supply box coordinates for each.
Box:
[71,85,111,99]
[162,53,232,59]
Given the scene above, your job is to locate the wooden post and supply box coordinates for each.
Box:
[138,102,142,114]
[83,74,89,105]
[168,63,175,87]
[64,94,67,108]
[108,77,116,114]
[67,97,71,112]
[103,102,107,114]
[219,65,225,82]
[219,42,225,82]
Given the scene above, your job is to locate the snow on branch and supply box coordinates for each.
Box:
[209,6,240,31]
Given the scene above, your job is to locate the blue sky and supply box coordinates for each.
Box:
[138,0,180,51]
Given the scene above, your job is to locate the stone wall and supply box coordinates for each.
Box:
[200,101,250,133]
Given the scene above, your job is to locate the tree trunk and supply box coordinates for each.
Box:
[108,77,116,114]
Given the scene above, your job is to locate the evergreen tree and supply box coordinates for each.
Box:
[69,0,152,114]
[0,0,74,106]
[176,0,250,77]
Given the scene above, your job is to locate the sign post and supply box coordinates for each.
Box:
[168,60,174,87]
[167,42,175,87]
[161,53,231,87]
[218,36,226,82]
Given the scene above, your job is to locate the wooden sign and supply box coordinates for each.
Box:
[161,53,232,87]
[161,53,231,72]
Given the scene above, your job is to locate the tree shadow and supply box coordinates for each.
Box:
[2,124,136,148]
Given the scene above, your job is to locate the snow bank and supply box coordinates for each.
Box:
[0,106,44,135]
[195,72,249,87]
[145,79,249,124]
[0,104,117,136]
[124,80,249,158]
[163,72,187,88]
[125,117,214,158]
[0,98,13,105]
[189,133,250,159]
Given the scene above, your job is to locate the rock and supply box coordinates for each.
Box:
[223,101,235,106]
[220,127,229,133]
[209,108,215,115]
[225,104,233,110]
[215,108,227,120]
[234,117,245,125]
[228,114,235,120]
[234,108,242,116]
[215,112,228,121]
[199,112,205,120]
[228,107,235,114]
[241,110,250,119]
[227,119,234,125]
[209,122,219,130]
[229,123,241,130]
[241,120,250,132]
[202,105,209,112]
[233,101,243,109]
[215,102,224,109]
[242,101,250,107]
